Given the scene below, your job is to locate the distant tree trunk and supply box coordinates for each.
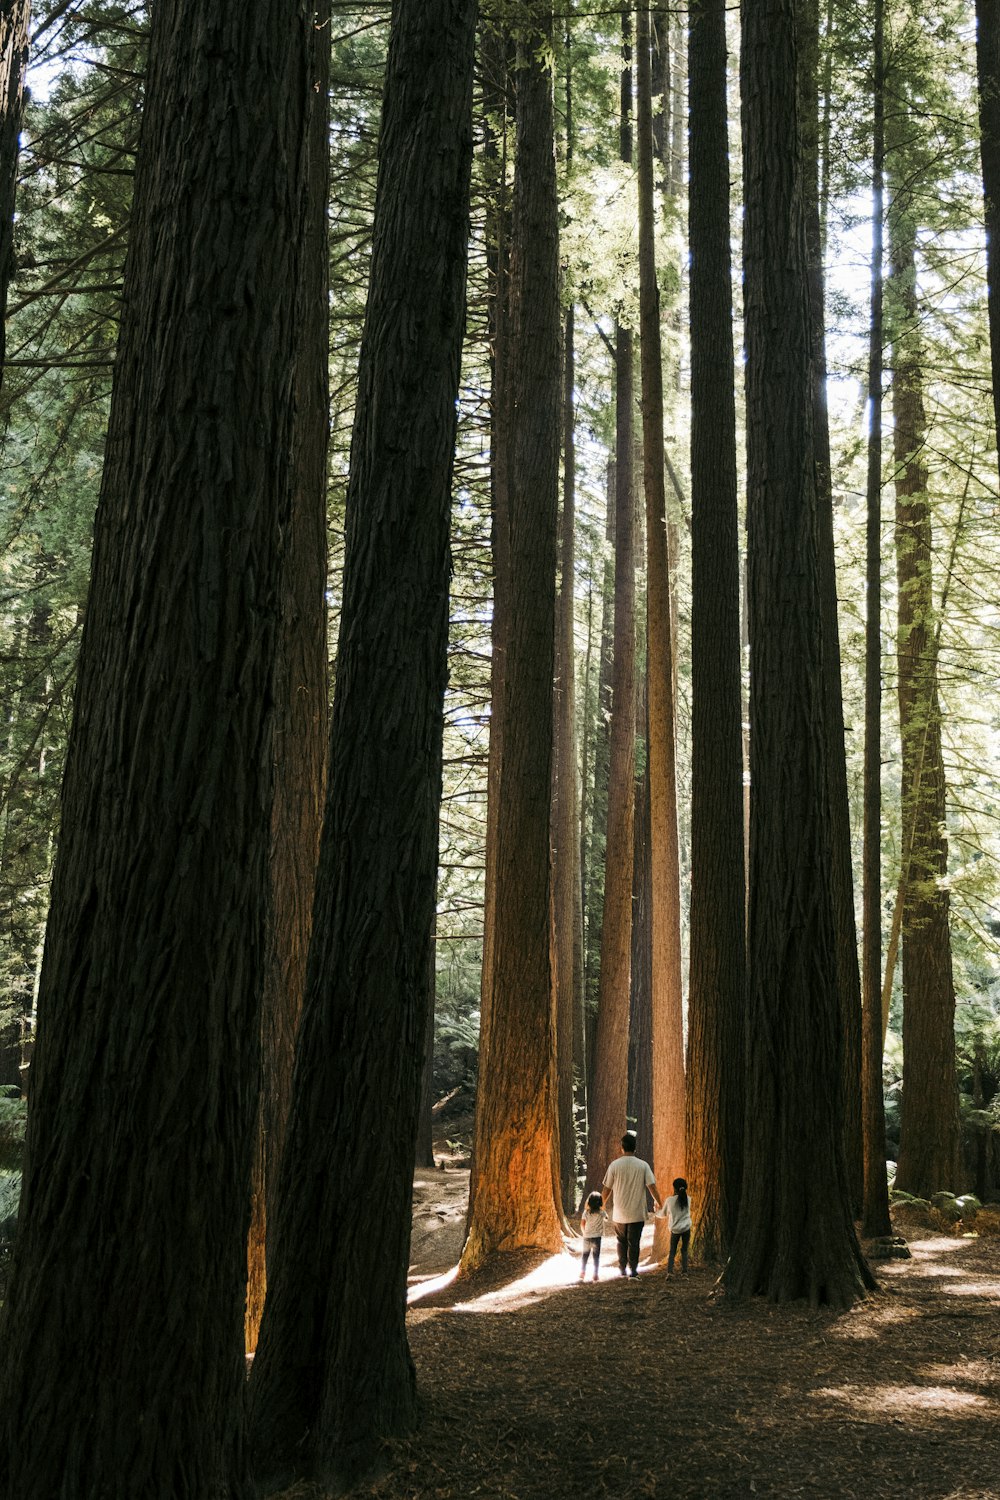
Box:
[799,0,863,1213]
[636,0,685,1258]
[628,670,653,1164]
[246,0,331,1357]
[462,0,565,1272]
[0,0,30,378]
[585,5,636,1198]
[685,0,745,1265]
[0,0,314,1492]
[583,467,615,1095]
[724,0,874,1307]
[477,11,513,1113]
[976,0,1000,475]
[247,0,476,1486]
[415,913,437,1169]
[887,181,960,1199]
[552,39,579,1203]
[861,0,891,1242]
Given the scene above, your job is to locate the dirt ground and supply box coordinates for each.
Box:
[334,1170,1000,1500]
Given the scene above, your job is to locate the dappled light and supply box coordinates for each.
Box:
[814,1383,992,1417]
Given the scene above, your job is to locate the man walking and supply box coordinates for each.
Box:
[602,1132,661,1278]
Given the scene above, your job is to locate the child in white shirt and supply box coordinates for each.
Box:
[579,1191,610,1281]
[665,1177,692,1274]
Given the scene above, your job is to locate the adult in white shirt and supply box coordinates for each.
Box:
[601,1132,661,1278]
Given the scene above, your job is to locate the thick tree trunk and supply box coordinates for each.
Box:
[685,0,745,1265]
[977,0,1000,476]
[861,0,891,1241]
[553,296,579,1207]
[887,190,961,1199]
[246,0,331,1356]
[585,6,636,1198]
[247,0,476,1486]
[799,0,863,1212]
[636,0,685,1260]
[724,0,874,1308]
[0,1,314,1493]
[0,0,30,377]
[462,0,565,1272]
[586,315,636,1193]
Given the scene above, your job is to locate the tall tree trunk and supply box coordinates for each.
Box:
[976,0,1000,476]
[462,0,565,1272]
[636,0,685,1258]
[861,0,891,1241]
[628,669,653,1164]
[552,28,580,1208]
[0,0,30,379]
[799,0,863,1213]
[585,4,636,1198]
[685,0,745,1265]
[246,0,332,1357]
[415,914,437,1169]
[887,173,961,1199]
[247,0,476,1485]
[724,0,874,1308]
[583,466,616,1098]
[0,0,314,1492]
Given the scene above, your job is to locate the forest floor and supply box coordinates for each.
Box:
[276,1161,1000,1500]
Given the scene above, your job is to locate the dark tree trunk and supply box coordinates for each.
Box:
[415,928,437,1170]
[685,0,745,1265]
[586,5,636,1198]
[0,0,30,377]
[462,0,564,1271]
[636,0,685,1260]
[552,301,579,1206]
[724,0,874,1308]
[977,0,1000,476]
[246,0,332,1356]
[799,0,863,1213]
[0,0,314,1492]
[246,0,476,1486]
[887,186,961,1199]
[861,0,891,1241]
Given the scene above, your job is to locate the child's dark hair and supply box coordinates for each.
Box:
[672,1177,688,1209]
[587,1191,603,1211]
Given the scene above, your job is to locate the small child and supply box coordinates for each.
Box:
[579,1191,609,1281]
[665,1177,692,1274]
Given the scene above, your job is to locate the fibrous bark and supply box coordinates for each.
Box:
[248,0,476,1484]
[462,0,565,1271]
[725,0,874,1308]
[0,1,314,1492]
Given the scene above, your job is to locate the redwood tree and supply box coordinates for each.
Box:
[725,0,874,1307]
[977,0,1000,472]
[636,0,685,1255]
[0,0,314,1491]
[246,0,332,1354]
[462,0,565,1271]
[586,5,636,1196]
[247,0,476,1485]
[685,0,745,1264]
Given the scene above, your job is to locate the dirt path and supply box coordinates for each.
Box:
[346,1207,999,1499]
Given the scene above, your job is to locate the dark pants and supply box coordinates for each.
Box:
[615,1220,642,1275]
[581,1239,601,1275]
[668,1229,690,1272]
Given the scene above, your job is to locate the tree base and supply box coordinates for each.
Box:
[864,1234,911,1261]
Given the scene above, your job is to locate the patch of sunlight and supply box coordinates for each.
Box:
[940,1280,1000,1301]
[452,1251,609,1313]
[815,1383,991,1418]
[407,1265,460,1305]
